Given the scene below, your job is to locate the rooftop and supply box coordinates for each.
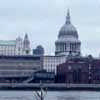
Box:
[0,40,16,46]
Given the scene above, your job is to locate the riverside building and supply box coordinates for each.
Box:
[0,55,42,83]
[0,9,82,76]
[56,56,100,84]
[0,33,30,56]
[43,9,81,74]
[43,55,66,74]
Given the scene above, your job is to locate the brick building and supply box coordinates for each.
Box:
[56,56,100,84]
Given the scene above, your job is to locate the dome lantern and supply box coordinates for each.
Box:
[66,9,71,24]
[58,9,78,39]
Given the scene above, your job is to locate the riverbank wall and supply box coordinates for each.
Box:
[0,83,100,91]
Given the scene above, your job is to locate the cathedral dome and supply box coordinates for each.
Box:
[58,10,78,39]
[59,23,78,38]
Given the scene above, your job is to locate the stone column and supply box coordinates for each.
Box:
[58,44,60,51]
[64,43,65,52]
[75,43,76,52]
[69,43,71,52]
[63,43,64,52]
[65,43,67,51]
[60,43,62,52]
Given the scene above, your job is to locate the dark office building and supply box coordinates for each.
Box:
[33,45,44,56]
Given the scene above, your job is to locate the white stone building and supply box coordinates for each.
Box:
[16,36,23,55]
[43,10,81,74]
[0,34,30,56]
[55,9,81,56]
[43,56,66,74]
[23,34,31,55]
[0,40,16,56]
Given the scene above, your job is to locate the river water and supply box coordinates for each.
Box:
[0,91,100,100]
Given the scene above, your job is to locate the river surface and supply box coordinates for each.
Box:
[0,91,100,100]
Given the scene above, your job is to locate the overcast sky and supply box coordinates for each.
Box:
[0,0,100,57]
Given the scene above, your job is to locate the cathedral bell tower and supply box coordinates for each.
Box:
[23,33,30,55]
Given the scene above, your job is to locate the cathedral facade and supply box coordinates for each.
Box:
[43,10,81,74]
[55,9,81,56]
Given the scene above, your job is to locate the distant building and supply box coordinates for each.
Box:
[56,56,100,84]
[33,45,44,56]
[43,10,81,74]
[23,34,31,55]
[43,56,66,74]
[0,34,30,56]
[16,36,23,55]
[55,9,81,56]
[0,55,42,83]
[0,40,16,56]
